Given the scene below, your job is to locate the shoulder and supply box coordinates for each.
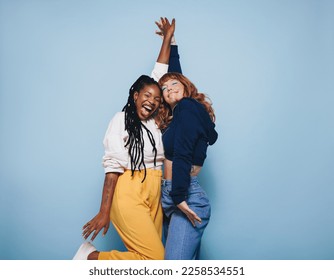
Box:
[107,111,125,129]
[111,111,125,122]
[114,111,125,118]
[177,98,199,111]
[173,98,203,126]
[176,98,206,117]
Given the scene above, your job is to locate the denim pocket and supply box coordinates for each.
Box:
[186,191,211,220]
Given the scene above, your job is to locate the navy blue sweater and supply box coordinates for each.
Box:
[168,45,182,74]
[162,98,218,205]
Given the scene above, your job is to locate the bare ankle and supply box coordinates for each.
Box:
[87,251,99,260]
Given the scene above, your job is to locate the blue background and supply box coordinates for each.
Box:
[0,0,333,260]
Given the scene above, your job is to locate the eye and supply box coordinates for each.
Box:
[162,86,167,91]
[172,82,178,85]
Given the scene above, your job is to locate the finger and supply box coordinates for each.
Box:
[82,226,91,238]
[82,221,90,230]
[187,209,202,225]
[193,213,202,223]
[83,229,91,240]
[83,223,95,239]
[91,226,103,241]
[91,230,99,241]
[160,17,165,25]
[187,214,196,227]
[102,224,109,237]
[155,21,162,28]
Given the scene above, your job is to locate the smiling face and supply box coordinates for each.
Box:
[133,84,162,120]
[161,79,185,108]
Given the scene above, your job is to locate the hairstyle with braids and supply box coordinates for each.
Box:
[122,75,162,182]
[157,72,216,130]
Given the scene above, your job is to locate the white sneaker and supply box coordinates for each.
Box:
[73,242,96,260]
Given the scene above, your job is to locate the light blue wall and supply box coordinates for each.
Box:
[0,0,333,260]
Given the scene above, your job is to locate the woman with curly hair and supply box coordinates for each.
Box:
[157,58,218,260]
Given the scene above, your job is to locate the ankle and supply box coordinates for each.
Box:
[87,251,99,260]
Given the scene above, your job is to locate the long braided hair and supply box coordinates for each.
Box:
[122,75,162,182]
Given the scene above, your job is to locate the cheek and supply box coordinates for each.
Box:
[177,86,185,95]
[134,100,141,111]
[177,90,184,98]
[163,92,169,99]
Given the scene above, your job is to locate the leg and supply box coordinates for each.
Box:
[165,210,209,259]
[98,170,164,260]
[165,180,211,260]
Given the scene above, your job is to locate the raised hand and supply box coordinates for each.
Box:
[155,17,175,39]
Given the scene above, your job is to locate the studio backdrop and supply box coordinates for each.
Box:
[0,0,333,260]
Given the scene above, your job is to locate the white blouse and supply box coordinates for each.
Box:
[102,62,168,173]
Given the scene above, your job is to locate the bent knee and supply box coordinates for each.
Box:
[142,248,164,260]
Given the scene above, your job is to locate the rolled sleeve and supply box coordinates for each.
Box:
[102,112,128,173]
[151,62,168,81]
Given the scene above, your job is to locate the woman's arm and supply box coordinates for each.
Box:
[82,172,119,241]
[151,18,175,82]
[82,112,127,241]
[155,18,182,74]
[170,99,204,226]
[155,17,175,64]
[168,45,182,74]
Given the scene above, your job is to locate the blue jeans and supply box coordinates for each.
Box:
[161,177,211,260]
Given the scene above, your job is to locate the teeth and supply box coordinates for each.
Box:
[143,105,152,111]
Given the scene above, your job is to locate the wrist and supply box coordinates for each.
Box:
[171,35,176,45]
[164,33,173,41]
[99,208,111,215]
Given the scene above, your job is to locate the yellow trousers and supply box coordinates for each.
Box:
[98,169,164,260]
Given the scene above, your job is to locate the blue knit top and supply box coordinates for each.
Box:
[162,97,218,205]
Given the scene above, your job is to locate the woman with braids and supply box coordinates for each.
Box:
[157,48,218,259]
[73,17,175,260]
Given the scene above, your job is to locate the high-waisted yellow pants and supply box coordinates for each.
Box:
[98,169,164,260]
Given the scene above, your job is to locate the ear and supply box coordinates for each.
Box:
[133,91,139,102]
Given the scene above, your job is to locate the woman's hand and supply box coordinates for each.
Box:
[177,201,202,227]
[155,17,175,39]
[82,211,110,241]
[82,172,118,241]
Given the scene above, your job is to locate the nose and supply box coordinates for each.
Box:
[148,96,156,104]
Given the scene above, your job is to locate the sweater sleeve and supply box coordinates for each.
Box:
[151,62,168,81]
[170,99,202,205]
[168,45,182,74]
[102,112,128,173]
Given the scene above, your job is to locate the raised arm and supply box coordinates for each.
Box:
[168,45,182,74]
[155,17,175,64]
[155,18,182,74]
[151,17,176,81]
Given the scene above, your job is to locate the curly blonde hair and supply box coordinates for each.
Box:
[156,72,215,130]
